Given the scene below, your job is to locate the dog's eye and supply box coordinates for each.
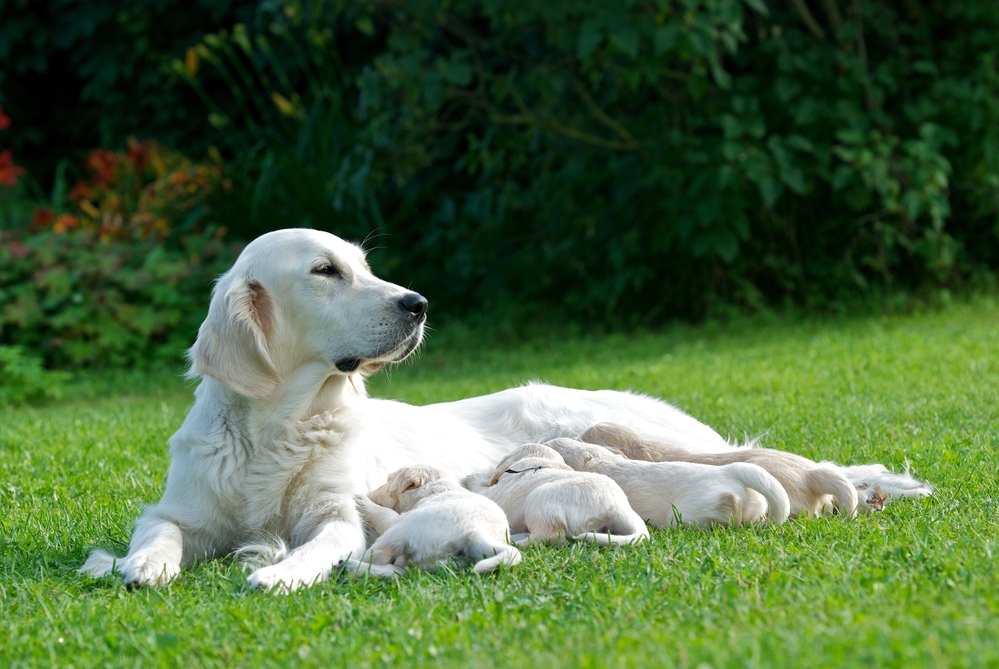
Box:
[312,264,342,278]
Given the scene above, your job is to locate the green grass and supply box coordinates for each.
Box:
[2,300,998,668]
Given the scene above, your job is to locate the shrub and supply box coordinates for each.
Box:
[0,345,69,406]
[183,0,999,324]
[0,228,240,368]
[29,139,229,242]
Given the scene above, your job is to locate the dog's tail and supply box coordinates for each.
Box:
[835,463,934,500]
[573,513,650,546]
[807,466,859,516]
[471,544,523,573]
[78,549,118,578]
[726,462,791,524]
[573,530,649,547]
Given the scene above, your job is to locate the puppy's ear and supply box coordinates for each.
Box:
[388,468,426,498]
[580,423,643,450]
[188,278,279,398]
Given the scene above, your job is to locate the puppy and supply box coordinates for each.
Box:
[545,438,791,527]
[580,423,874,517]
[464,443,649,546]
[342,465,521,577]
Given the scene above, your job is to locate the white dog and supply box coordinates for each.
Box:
[580,423,875,517]
[545,438,791,527]
[464,443,649,546]
[79,228,932,591]
[342,465,520,577]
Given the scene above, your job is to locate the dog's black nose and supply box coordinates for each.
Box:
[398,292,428,318]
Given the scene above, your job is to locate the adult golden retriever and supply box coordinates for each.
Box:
[80,228,931,591]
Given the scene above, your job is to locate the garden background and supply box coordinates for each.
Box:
[2,0,999,386]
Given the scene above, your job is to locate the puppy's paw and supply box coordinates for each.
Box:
[246,563,325,593]
[855,483,889,513]
[120,554,180,587]
[340,559,405,579]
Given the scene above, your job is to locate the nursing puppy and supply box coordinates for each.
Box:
[580,423,890,517]
[343,465,521,577]
[546,438,791,527]
[465,443,649,546]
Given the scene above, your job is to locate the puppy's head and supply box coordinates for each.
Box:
[370,464,450,512]
[188,228,427,398]
[545,438,616,469]
[489,443,568,484]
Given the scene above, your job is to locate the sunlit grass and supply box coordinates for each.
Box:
[2,300,997,668]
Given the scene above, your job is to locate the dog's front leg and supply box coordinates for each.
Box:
[246,493,366,593]
[81,511,185,587]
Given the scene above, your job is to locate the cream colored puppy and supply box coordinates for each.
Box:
[545,438,791,527]
[580,423,887,517]
[342,465,521,577]
[465,443,649,546]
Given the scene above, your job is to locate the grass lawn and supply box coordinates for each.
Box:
[2,300,998,668]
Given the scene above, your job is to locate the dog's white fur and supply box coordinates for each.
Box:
[545,438,791,527]
[579,423,867,517]
[342,465,520,577]
[464,443,649,546]
[78,228,932,591]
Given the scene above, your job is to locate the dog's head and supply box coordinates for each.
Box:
[369,464,452,512]
[188,228,427,398]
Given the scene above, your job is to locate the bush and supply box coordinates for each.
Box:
[30,139,229,242]
[185,0,999,324]
[0,228,240,368]
[0,345,69,406]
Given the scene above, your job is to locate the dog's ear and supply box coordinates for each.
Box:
[188,278,279,398]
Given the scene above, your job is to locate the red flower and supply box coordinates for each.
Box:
[69,181,93,203]
[126,137,150,171]
[30,207,54,229]
[0,106,10,130]
[53,213,79,233]
[85,149,120,185]
[0,149,25,186]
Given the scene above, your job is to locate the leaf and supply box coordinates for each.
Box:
[654,25,679,55]
[355,17,375,36]
[831,166,854,191]
[610,26,639,58]
[743,0,770,15]
[758,177,784,207]
[577,19,603,60]
[443,61,473,86]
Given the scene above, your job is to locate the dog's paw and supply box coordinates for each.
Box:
[246,563,326,593]
[119,554,180,587]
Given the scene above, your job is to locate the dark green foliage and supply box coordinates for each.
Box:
[0,229,239,367]
[3,0,999,330]
[0,0,258,184]
[189,0,999,324]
